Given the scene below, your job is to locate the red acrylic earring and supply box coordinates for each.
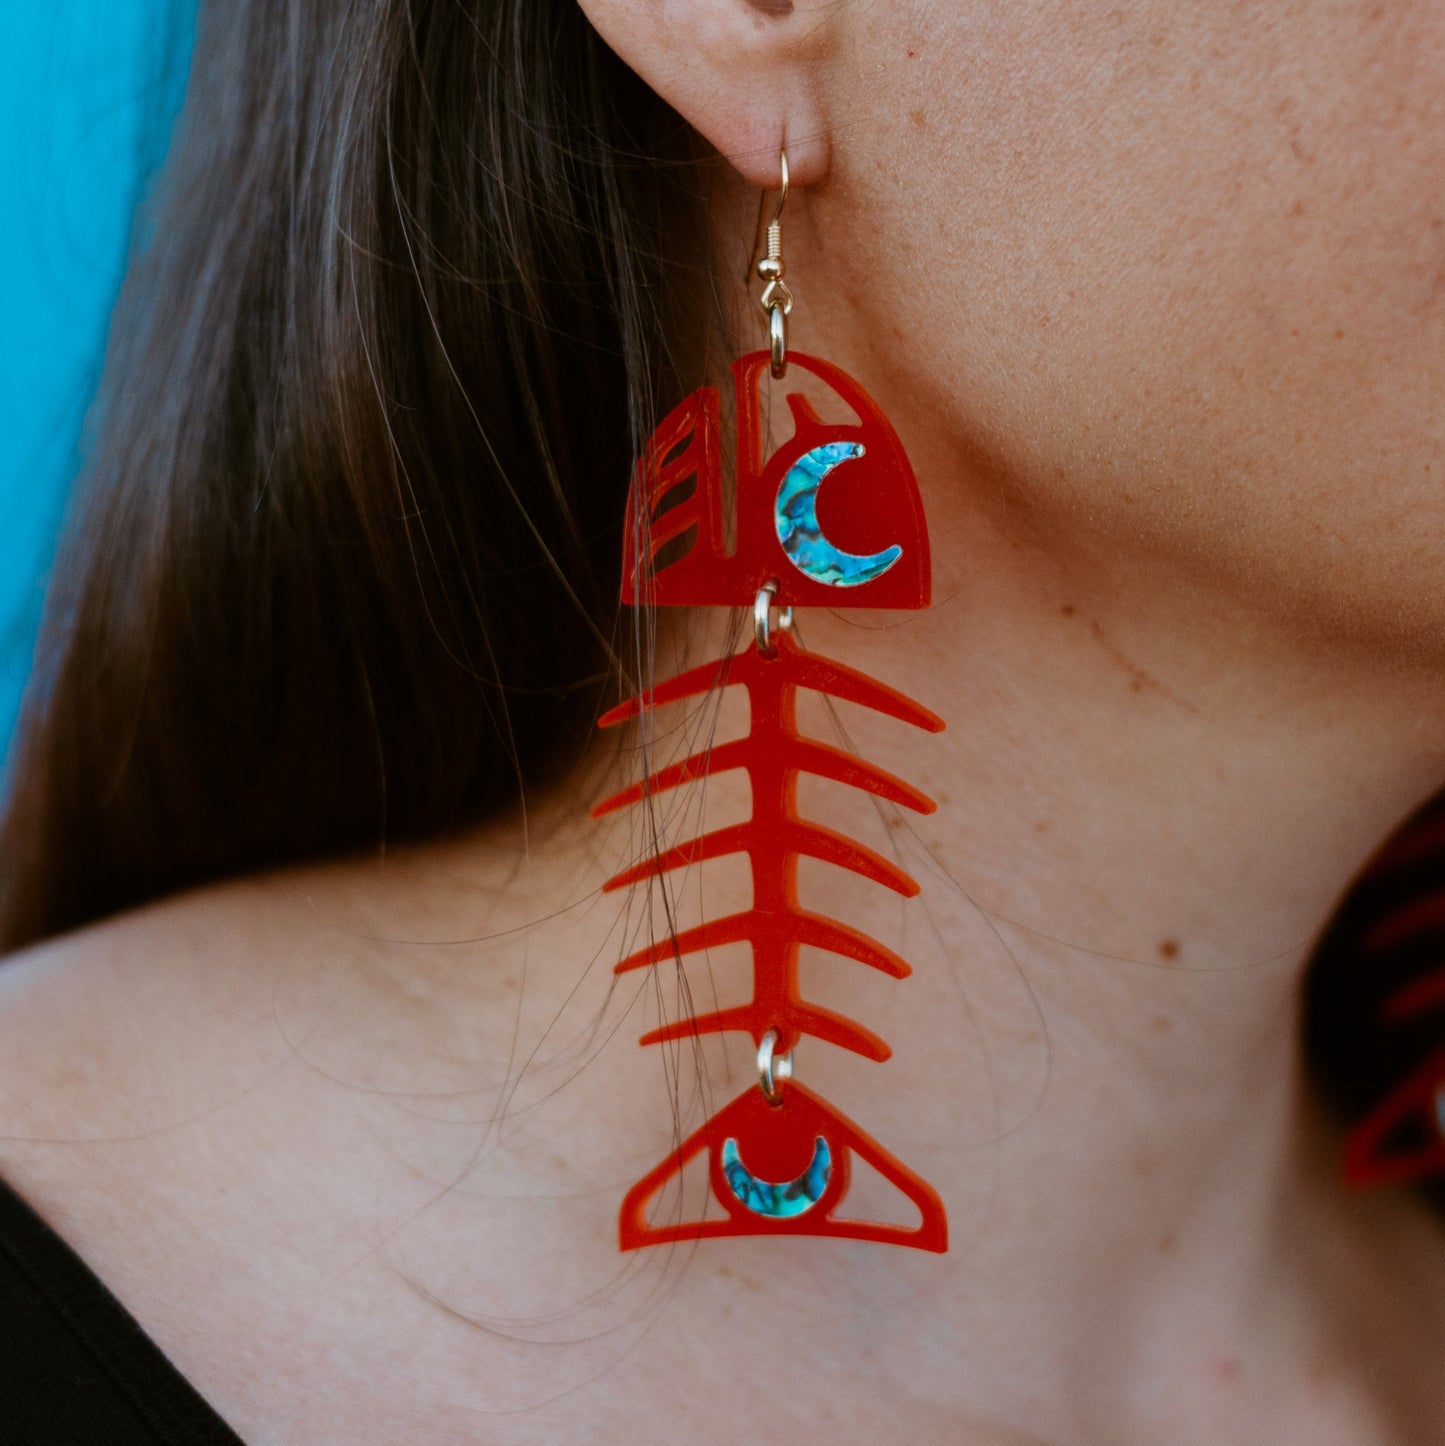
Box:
[593,151,948,1254]
[1343,961,1445,1188]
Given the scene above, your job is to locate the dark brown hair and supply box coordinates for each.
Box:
[0,0,710,948]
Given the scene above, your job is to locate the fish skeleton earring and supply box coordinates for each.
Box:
[592,147,948,1253]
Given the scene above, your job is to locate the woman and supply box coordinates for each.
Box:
[2,1,1444,1440]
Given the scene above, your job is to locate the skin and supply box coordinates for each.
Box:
[2,1,1445,1440]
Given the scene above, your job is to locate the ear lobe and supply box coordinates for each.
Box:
[575,0,837,187]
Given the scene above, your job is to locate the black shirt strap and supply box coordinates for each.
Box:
[0,1174,244,1444]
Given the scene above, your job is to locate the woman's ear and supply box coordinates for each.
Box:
[574,0,838,186]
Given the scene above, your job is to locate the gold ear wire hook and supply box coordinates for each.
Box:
[755,147,793,378]
[746,147,791,280]
[771,148,790,225]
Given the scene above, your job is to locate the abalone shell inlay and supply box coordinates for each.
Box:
[721,1135,832,1219]
[774,442,903,587]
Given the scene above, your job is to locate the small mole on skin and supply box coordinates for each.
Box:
[910,107,927,130]
[1158,938,1180,960]
[1158,1232,1177,1253]
[1151,1015,1171,1033]
[1060,603,1076,617]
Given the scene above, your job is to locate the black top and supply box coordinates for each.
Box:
[0,1176,243,1444]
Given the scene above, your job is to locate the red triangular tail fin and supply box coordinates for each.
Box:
[619,1081,947,1253]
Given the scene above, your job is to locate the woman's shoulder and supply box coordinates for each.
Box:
[0,820,583,1115]
[0,831,616,1440]
[0,848,447,1134]
[0,875,337,1434]
[0,816,590,1194]
[0,875,292,1144]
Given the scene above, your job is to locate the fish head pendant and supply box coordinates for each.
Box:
[621,350,931,611]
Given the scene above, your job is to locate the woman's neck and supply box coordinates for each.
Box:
[675,457,1445,1431]
[581,437,1445,1430]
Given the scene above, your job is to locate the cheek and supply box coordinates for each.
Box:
[823,1,1445,642]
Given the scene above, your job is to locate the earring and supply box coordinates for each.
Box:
[593,149,948,1253]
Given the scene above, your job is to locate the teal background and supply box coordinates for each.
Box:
[0,5,192,766]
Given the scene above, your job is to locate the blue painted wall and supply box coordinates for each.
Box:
[0,5,192,767]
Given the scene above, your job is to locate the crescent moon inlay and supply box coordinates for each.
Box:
[721,1135,832,1219]
[774,442,903,587]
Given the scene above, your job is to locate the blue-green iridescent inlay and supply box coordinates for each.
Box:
[721,1135,832,1219]
[774,442,903,587]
